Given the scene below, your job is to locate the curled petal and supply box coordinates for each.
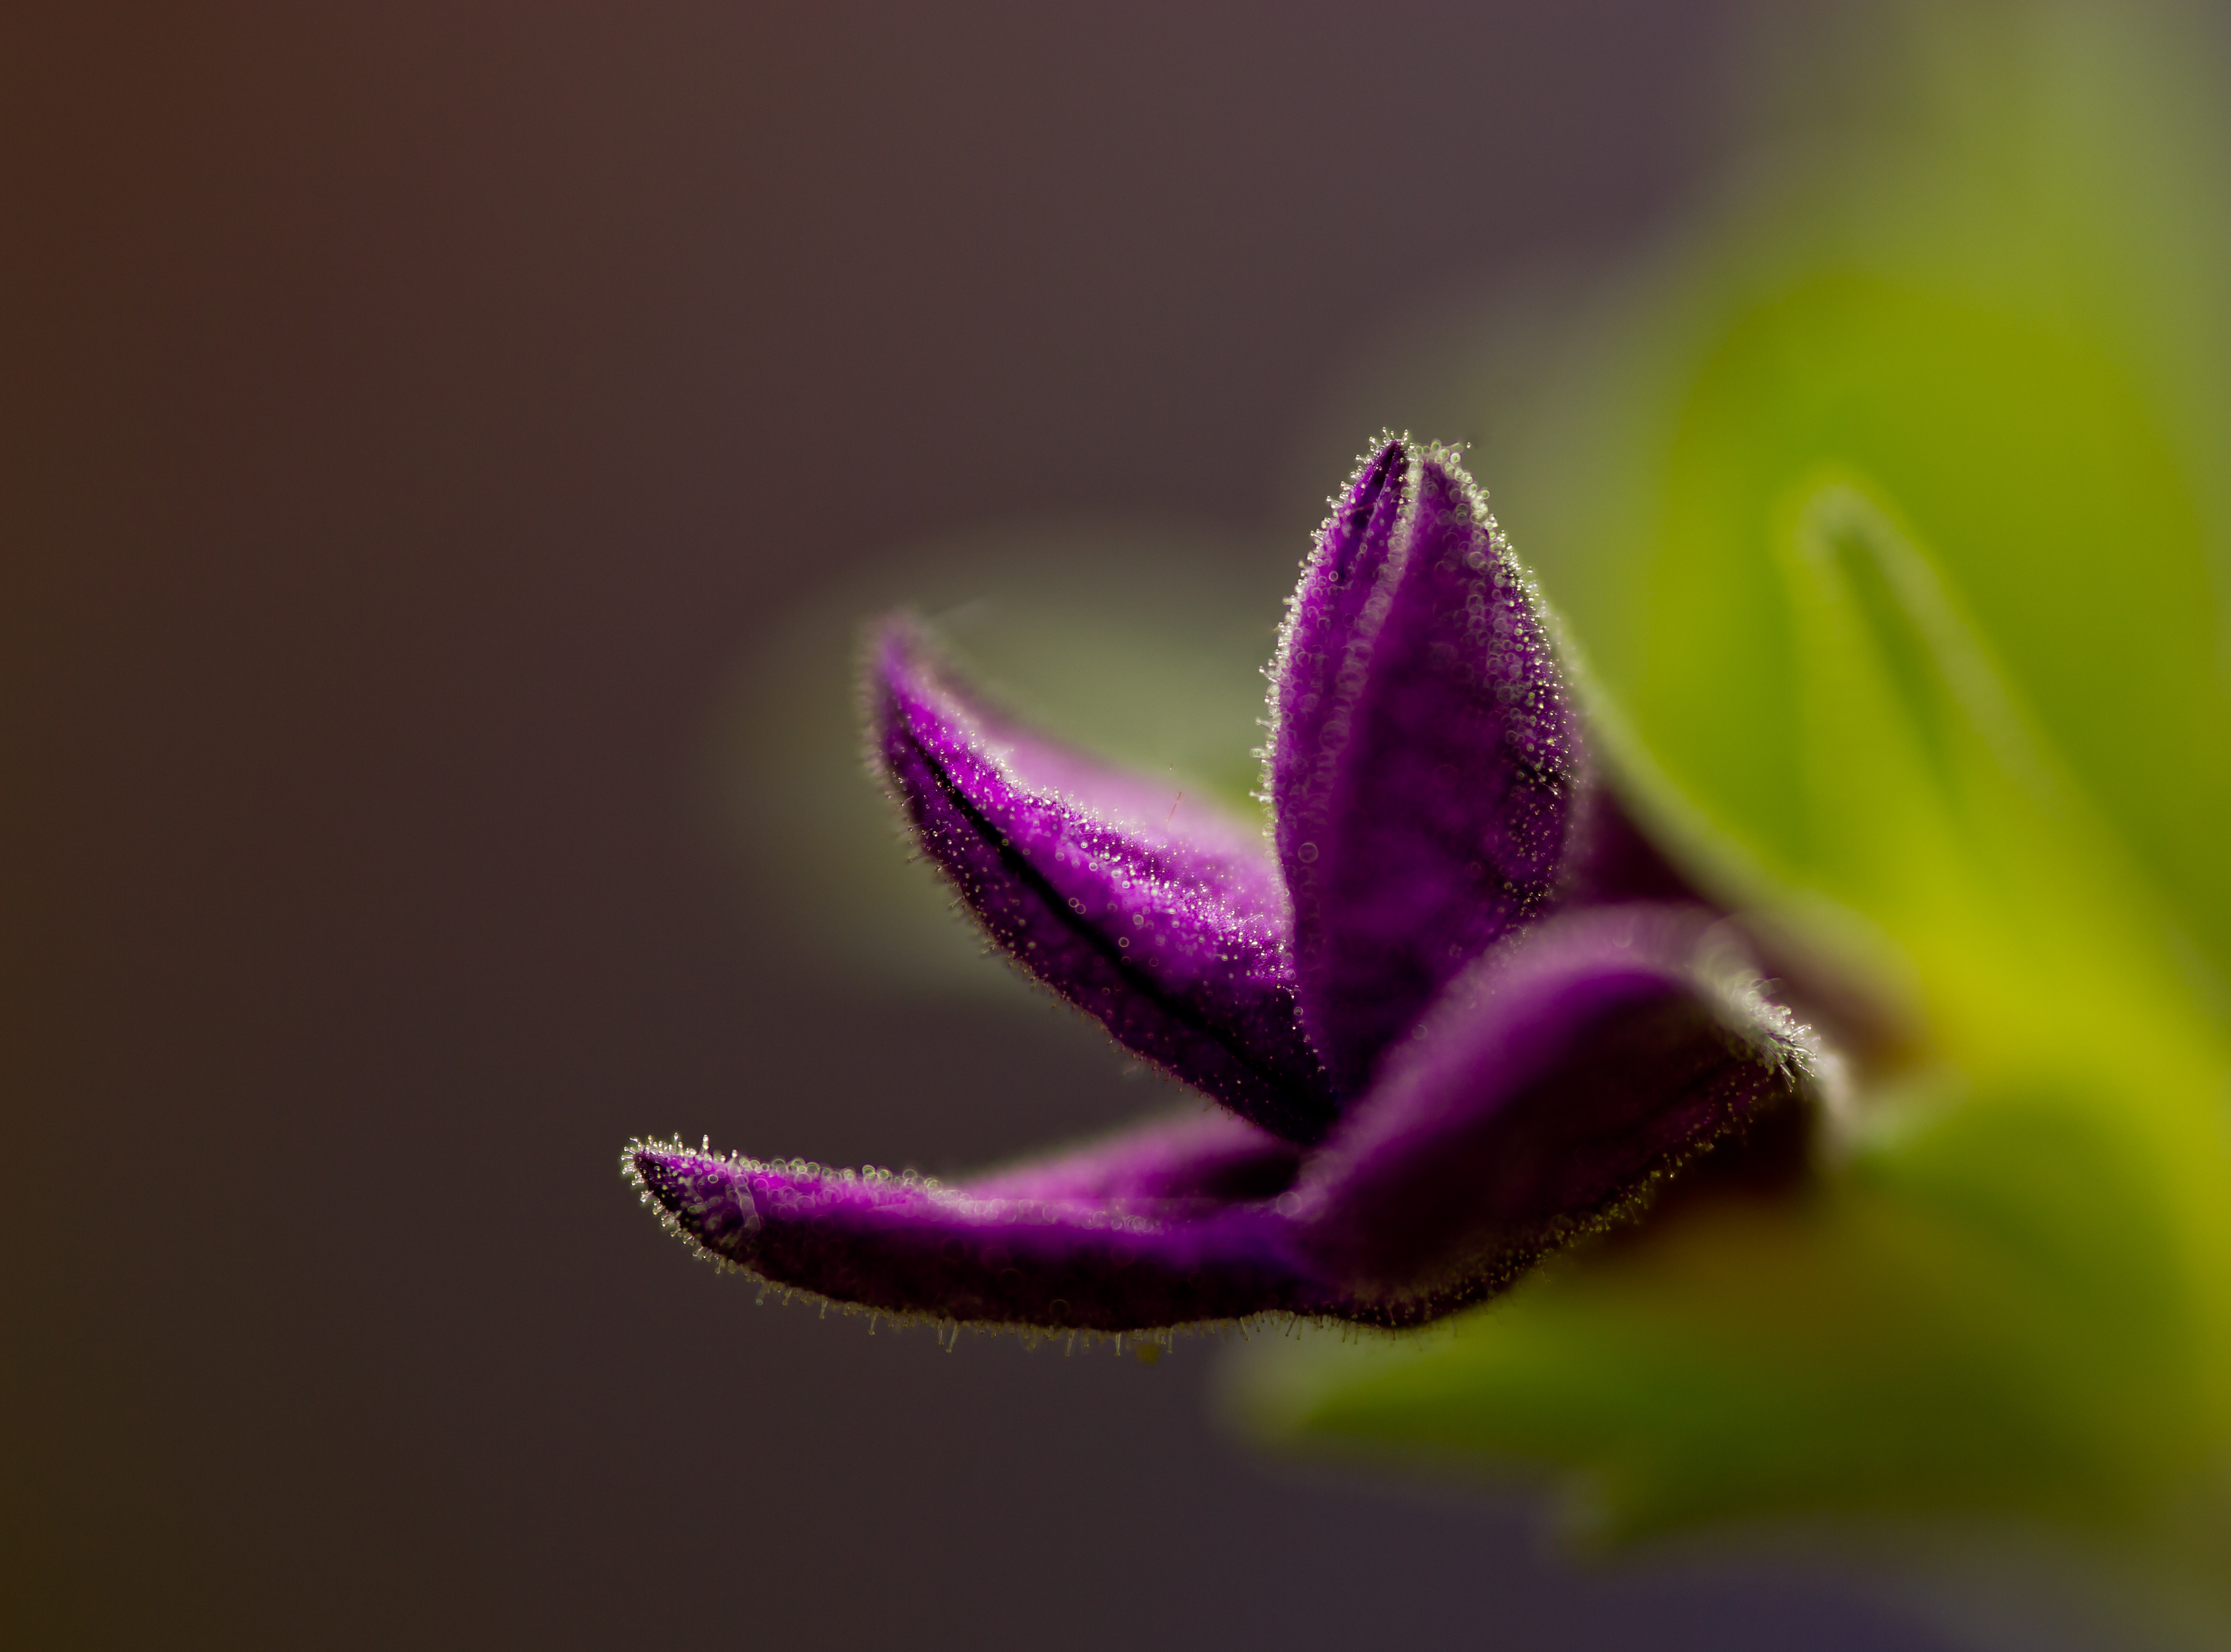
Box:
[1289,903,1819,1314]
[874,623,1336,1141]
[1270,443,1584,1091]
[626,910,1815,1334]
[625,1129,1329,1333]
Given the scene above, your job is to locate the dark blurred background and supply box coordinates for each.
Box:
[4,6,1951,1647]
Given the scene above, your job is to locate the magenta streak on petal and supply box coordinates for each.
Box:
[1292,904,1811,1306]
[965,1109,1303,1205]
[874,624,1338,1142]
[1274,447,1583,1092]
[629,1141,1332,1333]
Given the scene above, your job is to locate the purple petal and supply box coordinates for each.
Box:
[625,1126,1328,1334]
[873,623,1336,1141]
[965,1109,1302,1205]
[1288,903,1818,1314]
[1270,443,1584,1091]
[1269,436,1410,828]
[625,910,1815,1333]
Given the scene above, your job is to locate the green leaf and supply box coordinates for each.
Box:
[1762,478,2210,1089]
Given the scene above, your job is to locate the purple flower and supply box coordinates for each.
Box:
[627,439,1820,1335]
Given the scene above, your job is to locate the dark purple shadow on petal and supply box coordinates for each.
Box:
[1271,444,1584,1092]
[1291,903,1815,1318]
[1562,785,1706,908]
[627,1137,1328,1333]
[1558,789,1917,1076]
[873,624,1337,1141]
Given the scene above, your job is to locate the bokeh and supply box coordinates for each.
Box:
[14,5,2227,1649]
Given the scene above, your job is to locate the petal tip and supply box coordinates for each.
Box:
[1272,433,1586,1090]
[623,1138,761,1264]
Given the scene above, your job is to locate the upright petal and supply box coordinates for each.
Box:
[874,624,1337,1141]
[1270,442,1585,1091]
[1269,435,1410,849]
[1289,903,1820,1319]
